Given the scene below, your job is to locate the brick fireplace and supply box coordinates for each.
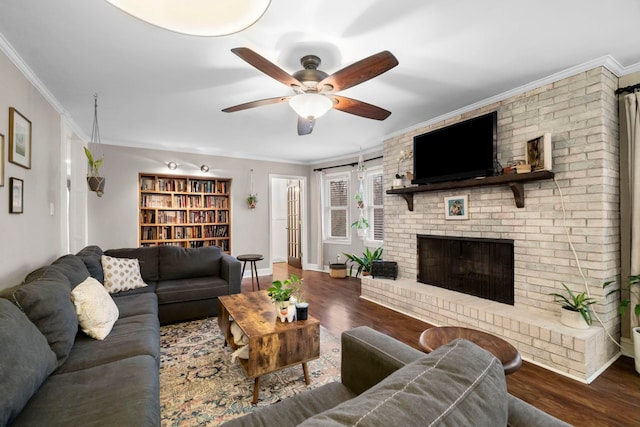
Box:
[364,66,623,383]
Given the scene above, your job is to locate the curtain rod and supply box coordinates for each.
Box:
[615,83,640,94]
[313,155,383,172]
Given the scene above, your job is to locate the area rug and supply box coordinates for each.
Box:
[159,317,341,426]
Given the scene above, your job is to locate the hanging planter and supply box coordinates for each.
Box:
[85,94,105,197]
[247,193,257,209]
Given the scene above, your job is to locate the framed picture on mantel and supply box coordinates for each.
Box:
[526,133,552,171]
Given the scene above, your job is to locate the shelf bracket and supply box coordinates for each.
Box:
[401,193,414,211]
[509,182,525,208]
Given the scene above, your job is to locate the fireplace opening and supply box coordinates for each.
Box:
[417,235,514,305]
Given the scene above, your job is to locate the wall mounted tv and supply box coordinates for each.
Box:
[412,111,497,185]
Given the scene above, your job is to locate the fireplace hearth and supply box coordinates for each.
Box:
[417,235,514,305]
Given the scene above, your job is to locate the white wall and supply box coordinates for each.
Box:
[0,49,64,289]
[87,144,311,273]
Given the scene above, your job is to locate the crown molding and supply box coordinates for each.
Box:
[385,55,639,141]
[0,31,88,141]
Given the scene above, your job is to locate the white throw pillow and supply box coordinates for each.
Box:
[71,277,119,340]
[101,255,148,294]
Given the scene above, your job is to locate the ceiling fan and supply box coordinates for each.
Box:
[222,47,399,135]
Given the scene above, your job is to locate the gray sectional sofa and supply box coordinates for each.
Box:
[223,326,571,426]
[0,244,241,426]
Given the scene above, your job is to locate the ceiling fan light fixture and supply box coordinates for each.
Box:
[105,0,271,37]
[289,93,333,120]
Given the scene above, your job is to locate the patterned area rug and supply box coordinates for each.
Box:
[159,317,341,426]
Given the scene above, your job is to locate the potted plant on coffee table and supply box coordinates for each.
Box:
[550,283,598,329]
[267,274,300,322]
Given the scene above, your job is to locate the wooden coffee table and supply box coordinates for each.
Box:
[218,291,320,403]
[418,326,522,374]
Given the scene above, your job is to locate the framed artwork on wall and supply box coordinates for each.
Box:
[9,177,23,214]
[526,133,552,171]
[0,133,4,187]
[9,107,32,169]
[444,194,468,220]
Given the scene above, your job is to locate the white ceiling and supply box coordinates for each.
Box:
[1,0,640,164]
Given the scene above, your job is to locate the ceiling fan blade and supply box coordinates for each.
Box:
[297,116,315,136]
[331,95,391,120]
[318,51,398,93]
[231,47,304,90]
[222,96,290,113]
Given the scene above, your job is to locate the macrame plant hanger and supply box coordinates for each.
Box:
[354,150,368,240]
[86,93,105,197]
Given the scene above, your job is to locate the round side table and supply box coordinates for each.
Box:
[237,254,264,291]
[418,326,522,375]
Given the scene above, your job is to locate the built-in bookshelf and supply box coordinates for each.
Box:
[139,173,231,252]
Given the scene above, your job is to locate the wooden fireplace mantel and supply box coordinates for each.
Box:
[386,170,555,211]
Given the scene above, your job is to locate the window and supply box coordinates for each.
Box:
[322,172,350,242]
[364,166,384,243]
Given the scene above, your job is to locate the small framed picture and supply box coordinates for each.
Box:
[0,133,4,187]
[9,107,32,169]
[9,177,23,214]
[526,133,552,171]
[444,195,468,220]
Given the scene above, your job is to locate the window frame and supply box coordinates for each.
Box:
[363,166,384,245]
[322,171,351,244]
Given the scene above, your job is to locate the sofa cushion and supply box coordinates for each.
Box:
[158,245,221,280]
[221,382,356,427]
[54,313,160,374]
[300,339,508,426]
[51,254,91,288]
[22,265,71,288]
[104,246,159,282]
[156,276,229,304]
[76,245,105,283]
[11,355,160,427]
[9,278,78,367]
[112,292,159,318]
[0,299,57,426]
[71,276,119,340]
[101,254,148,294]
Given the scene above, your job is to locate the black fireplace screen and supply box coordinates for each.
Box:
[417,235,514,305]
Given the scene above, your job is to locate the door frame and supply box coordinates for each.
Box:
[269,174,308,269]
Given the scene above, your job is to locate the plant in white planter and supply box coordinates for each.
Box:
[267,274,301,322]
[604,274,640,372]
[550,283,598,329]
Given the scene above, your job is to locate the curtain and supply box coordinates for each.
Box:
[625,92,640,276]
[315,171,324,270]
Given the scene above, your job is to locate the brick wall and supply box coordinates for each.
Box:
[372,66,621,382]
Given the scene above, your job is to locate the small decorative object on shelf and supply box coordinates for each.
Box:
[549,283,598,329]
[394,149,413,187]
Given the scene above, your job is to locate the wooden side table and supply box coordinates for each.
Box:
[418,326,522,374]
[237,254,264,291]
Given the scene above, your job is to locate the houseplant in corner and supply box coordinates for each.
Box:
[84,146,105,197]
[267,274,300,322]
[550,283,598,329]
[343,247,383,278]
[604,274,640,373]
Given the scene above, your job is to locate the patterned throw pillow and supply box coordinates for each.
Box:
[71,277,119,340]
[101,255,148,294]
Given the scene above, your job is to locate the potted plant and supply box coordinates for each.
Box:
[292,276,309,320]
[393,150,413,188]
[604,274,640,373]
[343,247,383,278]
[550,283,598,329]
[247,193,257,209]
[267,274,300,322]
[84,146,105,197]
[351,217,369,237]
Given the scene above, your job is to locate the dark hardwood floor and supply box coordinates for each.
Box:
[242,263,640,426]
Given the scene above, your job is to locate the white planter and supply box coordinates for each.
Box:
[560,308,590,329]
[633,326,640,374]
[392,178,404,188]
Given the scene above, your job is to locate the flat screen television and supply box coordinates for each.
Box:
[412,111,497,185]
